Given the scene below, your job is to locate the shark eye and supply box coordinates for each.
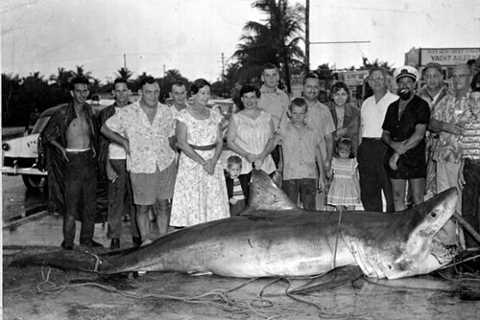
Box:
[431,212,437,218]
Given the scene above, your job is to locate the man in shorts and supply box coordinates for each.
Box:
[102,77,176,245]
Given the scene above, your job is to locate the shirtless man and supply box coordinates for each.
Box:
[43,76,101,250]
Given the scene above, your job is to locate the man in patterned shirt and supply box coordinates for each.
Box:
[458,72,480,248]
[430,64,473,245]
[101,77,176,245]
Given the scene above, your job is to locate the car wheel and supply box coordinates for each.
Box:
[22,175,47,190]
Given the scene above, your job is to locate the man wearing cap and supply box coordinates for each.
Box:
[457,72,480,248]
[429,64,473,246]
[358,68,397,212]
[418,63,448,198]
[381,66,430,211]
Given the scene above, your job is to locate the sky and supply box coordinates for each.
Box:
[1,0,479,83]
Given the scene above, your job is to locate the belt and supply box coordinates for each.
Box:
[362,137,382,141]
[189,143,217,151]
[65,147,91,153]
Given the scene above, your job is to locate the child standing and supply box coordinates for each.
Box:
[327,138,361,210]
[279,97,326,210]
[225,155,248,216]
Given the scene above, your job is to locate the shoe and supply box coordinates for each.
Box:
[80,240,104,248]
[132,236,142,248]
[61,241,73,250]
[110,238,120,250]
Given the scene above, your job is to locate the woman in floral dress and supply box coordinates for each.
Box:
[170,79,229,227]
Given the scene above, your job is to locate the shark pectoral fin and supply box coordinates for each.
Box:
[288,266,363,294]
[247,169,298,211]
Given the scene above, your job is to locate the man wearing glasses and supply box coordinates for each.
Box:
[430,63,473,247]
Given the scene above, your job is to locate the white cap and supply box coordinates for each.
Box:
[394,66,419,82]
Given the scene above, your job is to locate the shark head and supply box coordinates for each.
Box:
[343,187,458,279]
[388,187,459,279]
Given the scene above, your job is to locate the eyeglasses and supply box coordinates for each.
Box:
[453,74,470,78]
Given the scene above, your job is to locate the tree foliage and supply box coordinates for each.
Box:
[232,0,305,93]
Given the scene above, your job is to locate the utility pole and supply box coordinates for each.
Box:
[305,0,310,72]
[221,52,225,81]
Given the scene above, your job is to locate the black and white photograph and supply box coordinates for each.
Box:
[2,0,480,318]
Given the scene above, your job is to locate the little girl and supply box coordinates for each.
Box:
[327,138,361,210]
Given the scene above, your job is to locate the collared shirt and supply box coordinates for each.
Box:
[279,121,321,180]
[360,91,399,138]
[417,86,448,112]
[432,91,471,163]
[257,85,290,129]
[105,101,176,173]
[305,100,335,161]
[42,102,97,152]
[459,94,480,160]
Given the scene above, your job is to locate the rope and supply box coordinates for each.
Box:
[82,250,103,272]
[332,208,343,269]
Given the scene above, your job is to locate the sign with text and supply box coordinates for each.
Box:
[338,70,369,86]
[420,48,480,66]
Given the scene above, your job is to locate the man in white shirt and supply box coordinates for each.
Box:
[98,78,140,249]
[102,77,177,246]
[358,68,398,212]
[257,64,290,169]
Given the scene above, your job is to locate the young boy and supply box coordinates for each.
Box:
[278,97,326,210]
[225,155,248,216]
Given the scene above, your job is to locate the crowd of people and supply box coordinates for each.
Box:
[41,60,480,251]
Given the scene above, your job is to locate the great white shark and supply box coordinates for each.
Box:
[10,170,458,280]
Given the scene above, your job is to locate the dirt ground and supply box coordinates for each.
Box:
[3,261,480,320]
[3,214,480,319]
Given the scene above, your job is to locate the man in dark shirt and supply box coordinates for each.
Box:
[42,76,102,250]
[382,66,430,211]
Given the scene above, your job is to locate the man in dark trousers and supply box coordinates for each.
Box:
[358,68,398,212]
[43,76,102,249]
[98,78,141,249]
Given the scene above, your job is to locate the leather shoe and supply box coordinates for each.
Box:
[80,240,104,248]
[61,241,73,250]
[110,238,120,250]
[132,236,142,248]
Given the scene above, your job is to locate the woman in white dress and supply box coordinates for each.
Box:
[170,79,229,227]
[226,84,278,200]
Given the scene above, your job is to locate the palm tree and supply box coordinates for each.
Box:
[116,67,133,81]
[234,0,305,93]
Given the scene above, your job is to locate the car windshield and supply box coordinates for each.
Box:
[31,116,51,134]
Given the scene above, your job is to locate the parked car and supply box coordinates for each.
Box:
[2,99,114,190]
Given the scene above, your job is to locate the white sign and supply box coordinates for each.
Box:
[338,70,369,86]
[420,48,480,66]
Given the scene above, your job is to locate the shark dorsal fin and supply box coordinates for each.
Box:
[247,170,298,211]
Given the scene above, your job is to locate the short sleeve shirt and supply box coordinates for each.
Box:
[361,91,399,138]
[280,122,321,180]
[305,100,335,161]
[105,101,176,173]
[459,94,480,160]
[382,95,430,166]
[431,92,471,163]
[257,85,290,129]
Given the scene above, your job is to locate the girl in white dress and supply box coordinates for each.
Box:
[170,79,229,227]
[327,138,361,210]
